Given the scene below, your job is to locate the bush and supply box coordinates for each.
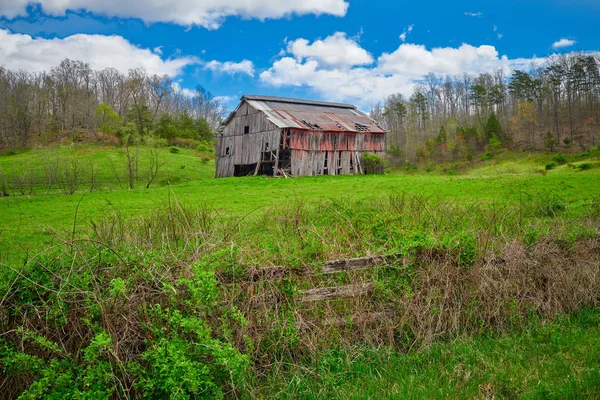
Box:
[1,250,250,399]
[545,162,556,171]
[363,153,387,174]
[578,163,592,171]
[553,153,567,165]
[169,146,180,154]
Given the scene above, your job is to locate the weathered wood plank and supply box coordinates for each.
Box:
[217,254,401,284]
[322,255,397,274]
[299,283,373,303]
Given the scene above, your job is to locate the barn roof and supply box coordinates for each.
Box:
[241,95,355,109]
[226,95,385,134]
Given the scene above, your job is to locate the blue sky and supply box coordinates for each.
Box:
[0,0,598,110]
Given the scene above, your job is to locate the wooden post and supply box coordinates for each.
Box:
[273,148,280,177]
[354,152,363,175]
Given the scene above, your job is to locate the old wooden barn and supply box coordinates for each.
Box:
[215,95,386,178]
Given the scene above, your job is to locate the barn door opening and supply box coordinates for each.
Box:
[258,142,276,176]
[275,128,292,177]
[234,163,258,177]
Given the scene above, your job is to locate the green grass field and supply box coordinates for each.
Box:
[1,145,599,263]
[1,144,600,399]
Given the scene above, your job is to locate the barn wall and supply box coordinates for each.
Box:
[289,129,386,176]
[215,102,281,178]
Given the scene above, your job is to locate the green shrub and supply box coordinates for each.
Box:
[363,153,387,174]
[579,152,590,158]
[545,162,556,170]
[1,250,250,399]
[578,163,592,171]
[553,153,567,165]
[169,146,180,154]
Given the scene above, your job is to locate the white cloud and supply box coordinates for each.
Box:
[552,38,576,49]
[261,37,549,107]
[399,24,414,43]
[0,0,349,29]
[0,29,197,76]
[378,43,509,77]
[204,59,255,77]
[464,11,483,17]
[286,32,373,68]
[153,46,163,55]
[171,82,196,98]
[260,57,414,103]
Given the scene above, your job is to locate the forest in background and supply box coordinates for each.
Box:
[0,59,226,150]
[370,53,600,163]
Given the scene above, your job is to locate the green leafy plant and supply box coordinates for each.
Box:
[553,153,567,165]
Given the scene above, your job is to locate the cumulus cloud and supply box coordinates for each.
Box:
[261,37,548,107]
[552,38,576,49]
[0,29,197,76]
[204,59,255,77]
[286,32,373,68]
[260,57,414,102]
[0,0,349,29]
[378,43,511,77]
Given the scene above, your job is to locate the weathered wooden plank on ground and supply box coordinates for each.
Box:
[217,254,401,284]
[299,283,374,303]
[322,254,398,274]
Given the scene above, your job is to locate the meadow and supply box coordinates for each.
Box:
[1,144,600,399]
[1,144,599,263]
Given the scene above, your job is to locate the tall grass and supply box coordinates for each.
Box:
[1,190,599,398]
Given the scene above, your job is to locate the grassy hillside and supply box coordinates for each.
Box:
[1,145,599,263]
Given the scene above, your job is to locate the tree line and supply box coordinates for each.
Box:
[370,53,600,163]
[0,59,227,149]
